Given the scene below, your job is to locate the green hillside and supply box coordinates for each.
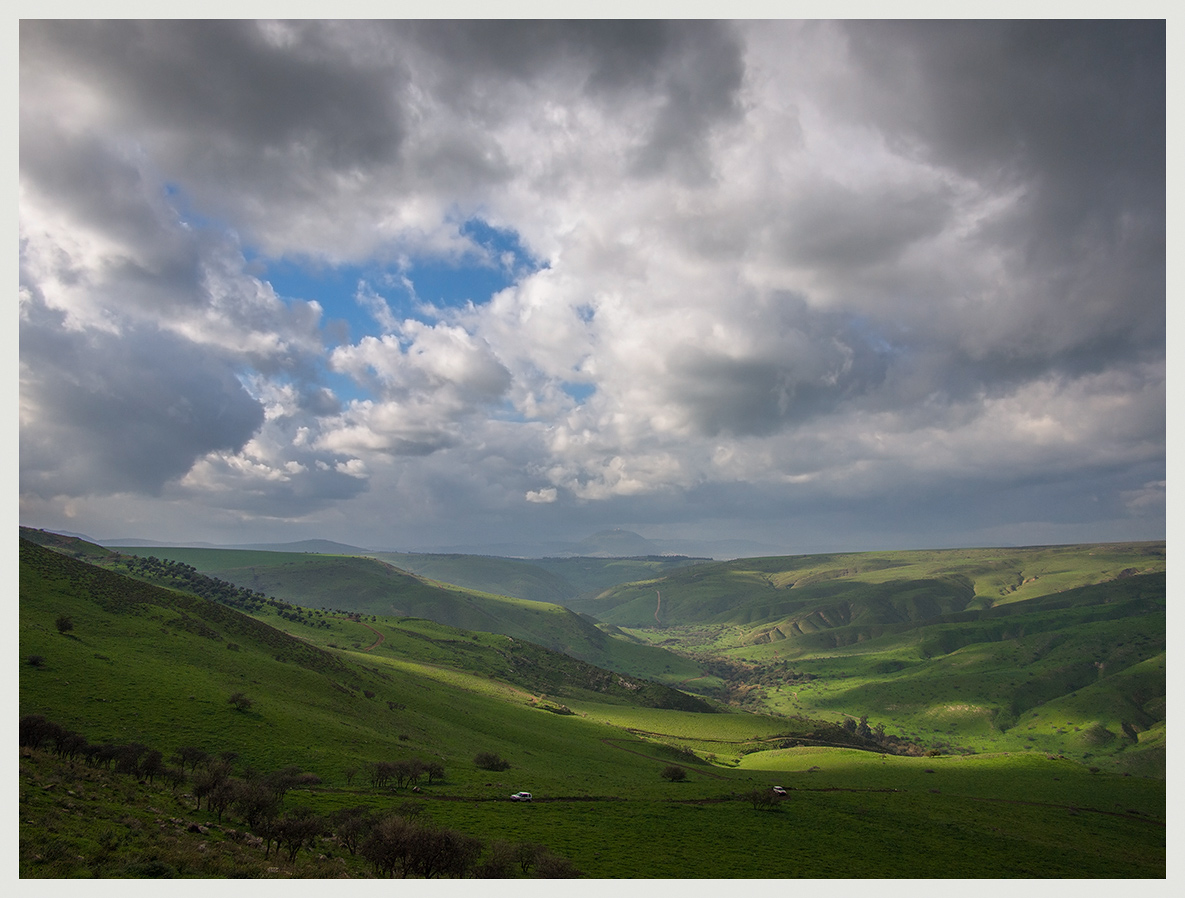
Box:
[79,542,706,686]
[530,555,710,598]
[19,538,716,784]
[359,550,709,605]
[18,537,1166,877]
[365,551,578,604]
[582,543,1165,771]
[575,542,1165,629]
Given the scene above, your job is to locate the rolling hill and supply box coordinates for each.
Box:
[20,530,706,688]
[575,542,1165,771]
[364,550,709,605]
[18,533,1165,877]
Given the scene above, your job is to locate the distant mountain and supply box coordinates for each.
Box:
[98,537,184,547]
[41,528,99,542]
[233,539,370,554]
[408,530,787,560]
[73,527,783,560]
[576,529,660,556]
[646,537,788,559]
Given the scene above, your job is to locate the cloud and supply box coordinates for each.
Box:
[18,20,1164,550]
[319,319,511,458]
[19,292,265,498]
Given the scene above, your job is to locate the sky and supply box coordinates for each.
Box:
[17,19,1167,555]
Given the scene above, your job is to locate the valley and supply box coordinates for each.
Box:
[18,529,1166,878]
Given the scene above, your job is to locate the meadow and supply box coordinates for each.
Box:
[18,532,1165,877]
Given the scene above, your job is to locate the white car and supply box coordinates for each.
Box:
[510,791,533,801]
[772,786,787,796]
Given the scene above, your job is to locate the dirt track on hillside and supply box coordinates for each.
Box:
[331,616,385,650]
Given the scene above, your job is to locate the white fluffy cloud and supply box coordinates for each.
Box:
[18,20,1164,551]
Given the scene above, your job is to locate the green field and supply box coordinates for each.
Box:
[18,533,1166,878]
[586,543,1166,771]
[95,543,706,686]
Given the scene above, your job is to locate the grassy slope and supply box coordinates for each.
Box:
[592,543,1166,771]
[19,539,1164,878]
[92,544,705,686]
[579,542,1165,630]
[529,555,711,598]
[19,539,716,788]
[363,552,578,604]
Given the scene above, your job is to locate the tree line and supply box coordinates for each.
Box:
[115,555,332,629]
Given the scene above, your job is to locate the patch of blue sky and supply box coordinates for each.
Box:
[492,398,530,424]
[562,382,596,403]
[257,257,383,347]
[252,217,543,347]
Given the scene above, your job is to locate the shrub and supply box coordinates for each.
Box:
[534,849,583,878]
[227,692,253,712]
[55,615,74,635]
[660,765,687,782]
[745,787,781,811]
[474,752,510,772]
[26,655,45,668]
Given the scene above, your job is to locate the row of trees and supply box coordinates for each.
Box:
[115,555,331,629]
[369,758,444,789]
[346,807,580,878]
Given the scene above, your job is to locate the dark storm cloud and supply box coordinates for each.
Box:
[352,19,746,182]
[773,179,954,270]
[662,302,890,437]
[21,20,408,171]
[19,129,199,295]
[21,20,747,262]
[843,21,1163,198]
[399,20,741,108]
[839,20,1165,367]
[19,294,264,498]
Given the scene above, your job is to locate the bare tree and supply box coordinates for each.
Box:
[232,779,281,828]
[331,806,374,857]
[516,842,544,876]
[227,692,253,712]
[275,809,325,866]
[361,814,417,877]
[174,746,210,773]
[534,849,584,878]
[475,839,518,878]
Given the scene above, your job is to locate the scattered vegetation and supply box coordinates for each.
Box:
[19,531,1166,878]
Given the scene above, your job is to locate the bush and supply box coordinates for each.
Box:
[534,850,583,878]
[745,787,781,811]
[227,692,253,712]
[660,765,687,782]
[474,752,510,772]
